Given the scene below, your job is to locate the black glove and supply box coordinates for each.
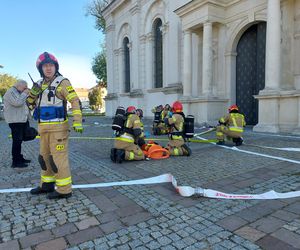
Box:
[137,138,146,147]
[164,117,169,125]
[218,120,226,125]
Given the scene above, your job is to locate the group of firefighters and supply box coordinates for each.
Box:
[110,102,246,164]
[8,51,246,199]
[110,101,193,163]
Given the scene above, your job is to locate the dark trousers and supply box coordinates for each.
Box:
[9,121,28,163]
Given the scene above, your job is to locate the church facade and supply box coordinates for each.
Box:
[103,0,300,134]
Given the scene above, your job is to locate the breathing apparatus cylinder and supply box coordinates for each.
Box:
[184,115,194,138]
[112,106,126,131]
[154,111,161,123]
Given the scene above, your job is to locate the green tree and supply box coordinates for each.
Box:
[88,86,103,111]
[86,1,108,88]
[0,74,18,97]
[92,46,107,87]
[86,0,109,33]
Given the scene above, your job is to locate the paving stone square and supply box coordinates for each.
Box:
[0,117,300,249]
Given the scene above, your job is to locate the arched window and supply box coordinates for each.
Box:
[123,37,130,93]
[154,19,163,88]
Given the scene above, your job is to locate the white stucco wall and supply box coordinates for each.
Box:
[103,0,300,133]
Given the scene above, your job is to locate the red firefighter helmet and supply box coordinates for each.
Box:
[126,106,136,114]
[172,101,183,113]
[228,104,239,112]
[36,52,59,77]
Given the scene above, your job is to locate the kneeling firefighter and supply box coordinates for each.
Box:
[156,104,172,135]
[27,52,83,199]
[152,105,163,135]
[135,108,146,148]
[216,104,246,146]
[165,101,192,156]
[111,106,145,163]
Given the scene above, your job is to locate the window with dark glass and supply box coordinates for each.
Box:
[154,19,163,88]
[123,37,130,93]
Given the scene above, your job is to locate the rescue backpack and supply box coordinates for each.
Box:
[112,106,126,132]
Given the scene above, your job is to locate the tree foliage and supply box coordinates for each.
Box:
[86,1,108,88]
[88,86,104,111]
[0,74,18,97]
[92,46,107,87]
[86,0,109,33]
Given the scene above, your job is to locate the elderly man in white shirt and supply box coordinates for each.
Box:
[3,80,31,168]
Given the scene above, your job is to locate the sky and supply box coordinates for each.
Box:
[0,0,104,89]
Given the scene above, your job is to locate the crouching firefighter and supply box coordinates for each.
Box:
[27,52,83,199]
[111,106,145,163]
[135,108,146,148]
[165,101,192,156]
[216,104,246,146]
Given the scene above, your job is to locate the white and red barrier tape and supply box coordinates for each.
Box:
[1,173,300,200]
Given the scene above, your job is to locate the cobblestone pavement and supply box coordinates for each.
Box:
[1,117,300,250]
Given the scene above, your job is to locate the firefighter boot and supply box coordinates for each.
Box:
[30,182,55,195]
[47,190,72,199]
[216,140,225,145]
[182,144,192,156]
[110,148,117,163]
[115,149,125,163]
[235,137,243,146]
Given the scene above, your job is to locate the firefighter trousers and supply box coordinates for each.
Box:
[114,140,145,160]
[216,125,242,141]
[39,130,72,194]
[167,138,188,156]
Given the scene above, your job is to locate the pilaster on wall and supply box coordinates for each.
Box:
[254,0,281,133]
[253,95,280,133]
[182,29,192,97]
[202,22,214,96]
[293,94,300,135]
[106,23,116,96]
[130,3,141,91]
[145,32,154,90]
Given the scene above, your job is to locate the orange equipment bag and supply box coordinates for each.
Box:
[142,141,170,160]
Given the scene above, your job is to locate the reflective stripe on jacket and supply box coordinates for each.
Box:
[222,113,246,133]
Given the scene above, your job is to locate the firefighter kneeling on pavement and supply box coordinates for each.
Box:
[216,104,246,146]
[111,106,145,163]
[165,101,191,156]
[27,52,83,199]
[135,108,146,148]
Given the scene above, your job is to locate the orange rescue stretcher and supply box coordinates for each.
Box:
[141,141,170,160]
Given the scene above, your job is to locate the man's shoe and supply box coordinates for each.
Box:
[30,183,55,195]
[20,154,31,163]
[21,158,31,163]
[47,191,72,199]
[11,162,28,168]
[216,140,225,145]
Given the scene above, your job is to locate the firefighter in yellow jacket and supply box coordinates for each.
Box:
[165,101,191,156]
[135,108,146,148]
[111,106,145,163]
[157,104,172,135]
[216,104,246,146]
[27,52,83,199]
